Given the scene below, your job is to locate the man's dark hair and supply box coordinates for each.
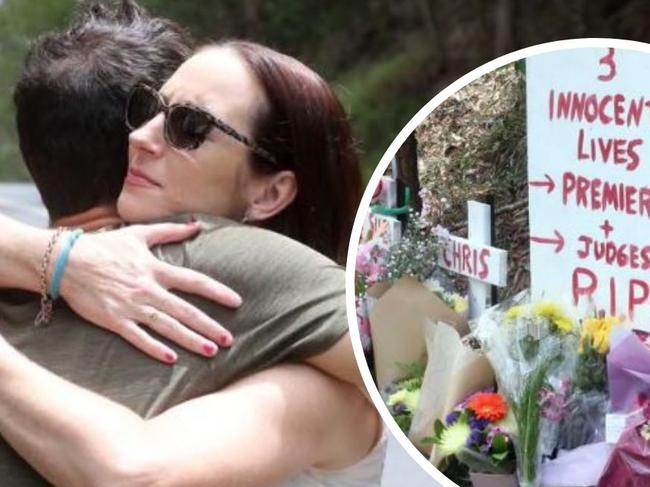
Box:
[13,0,194,221]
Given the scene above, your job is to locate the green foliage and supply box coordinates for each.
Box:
[397,361,426,388]
[385,361,425,433]
[338,40,435,180]
[392,410,414,434]
[0,0,76,180]
[0,0,434,183]
[574,342,607,392]
[513,363,548,484]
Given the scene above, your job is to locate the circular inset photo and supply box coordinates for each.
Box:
[350,39,650,487]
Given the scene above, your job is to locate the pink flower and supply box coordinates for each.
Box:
[356,241,386,286]
[539,387,567,422]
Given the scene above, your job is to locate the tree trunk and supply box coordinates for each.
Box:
[395,133,421,213]
[494,0,514,56]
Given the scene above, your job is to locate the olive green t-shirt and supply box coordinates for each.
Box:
[0,217,348,485]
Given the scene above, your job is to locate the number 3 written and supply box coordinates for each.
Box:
[598,48,616,82]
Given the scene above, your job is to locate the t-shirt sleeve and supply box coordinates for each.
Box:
[154,218,348,373]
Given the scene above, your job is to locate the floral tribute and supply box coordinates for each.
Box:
[428,390,516,476]
[383,362,425,434]
[472,294,579,487]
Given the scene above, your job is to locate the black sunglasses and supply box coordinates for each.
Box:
[125,83,277,165]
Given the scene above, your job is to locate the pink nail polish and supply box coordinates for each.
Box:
[203,343,217,356]
[220,334,233,347]
[164,352,177,364]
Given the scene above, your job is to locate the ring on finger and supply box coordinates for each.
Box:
[148,310,159,324]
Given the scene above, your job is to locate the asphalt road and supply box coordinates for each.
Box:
[0,182,48,227]
[0,182,441,486]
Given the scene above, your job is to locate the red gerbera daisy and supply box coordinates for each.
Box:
[467,392,508,422]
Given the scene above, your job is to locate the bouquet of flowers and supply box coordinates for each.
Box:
[428,390,517,477]
[383,362,425,433]
[597,395,650,487]
[558,313,618,449]
[472,293,579,487]
[423,276,468,317]
[355,239,387,295]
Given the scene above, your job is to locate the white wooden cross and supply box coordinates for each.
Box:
[437,200,508,319]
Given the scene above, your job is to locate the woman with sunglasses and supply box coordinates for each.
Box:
[0,39,384,487]
[119,41,360,265]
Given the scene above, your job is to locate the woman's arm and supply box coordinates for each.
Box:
[0,213,242,362]
[306,332,368,396]
[0,337,379,487]
[0,214,46,291]
[1,213,365,394]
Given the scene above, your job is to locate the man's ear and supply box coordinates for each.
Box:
[246,170,297,222]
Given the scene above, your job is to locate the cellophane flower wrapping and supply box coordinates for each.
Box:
[597,415,650,487]
[557,391,607,450]
[471,291,579,487]
[557,314,618,450]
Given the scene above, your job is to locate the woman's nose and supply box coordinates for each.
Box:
[128,112,166,159]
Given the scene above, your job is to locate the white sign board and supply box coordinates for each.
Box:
[373,214,402,244]
[438,235,508,287]
[372,176,398,207]
[527,48,650,327]
[363,176,402,246]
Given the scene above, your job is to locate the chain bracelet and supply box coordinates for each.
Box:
[35,227,66,326]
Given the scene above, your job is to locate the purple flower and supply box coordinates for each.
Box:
[392,403,408,415]
[445,411,461,425]
[470,417,490,431]
[466,429,482,448]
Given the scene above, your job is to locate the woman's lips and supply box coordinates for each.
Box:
[124,167,161,188]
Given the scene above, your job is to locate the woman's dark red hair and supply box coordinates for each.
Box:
[210,40,363,265]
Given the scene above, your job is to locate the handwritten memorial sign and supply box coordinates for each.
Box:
[362,176,402,245]
[527,48,650,326]
[439,235,507,287]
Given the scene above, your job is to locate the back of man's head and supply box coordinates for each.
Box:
[14,0,193,221]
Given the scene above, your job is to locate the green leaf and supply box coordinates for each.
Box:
[521,335,540,360]
[458,410,470,424]
[434,419,445,439]
[491,433,508,454]
[492,451,509,462]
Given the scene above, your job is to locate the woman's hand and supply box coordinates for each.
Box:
[60,221,241,363]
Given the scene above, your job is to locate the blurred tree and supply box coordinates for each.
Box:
[2,0,650,183]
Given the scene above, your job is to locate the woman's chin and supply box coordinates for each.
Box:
[116,191,166,223]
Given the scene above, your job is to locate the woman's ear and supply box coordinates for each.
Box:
[246,170,297,222]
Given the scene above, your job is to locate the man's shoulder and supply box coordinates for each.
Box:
[198,215,331,260]
[155,214,342,282]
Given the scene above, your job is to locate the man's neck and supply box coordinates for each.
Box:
[52,205,123,231]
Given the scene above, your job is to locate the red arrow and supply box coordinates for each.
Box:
[530,230,564,253]
[529,174,555,194]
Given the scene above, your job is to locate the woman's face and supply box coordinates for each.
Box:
[117,47,269,222]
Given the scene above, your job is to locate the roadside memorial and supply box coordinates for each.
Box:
[356,46,650,487]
